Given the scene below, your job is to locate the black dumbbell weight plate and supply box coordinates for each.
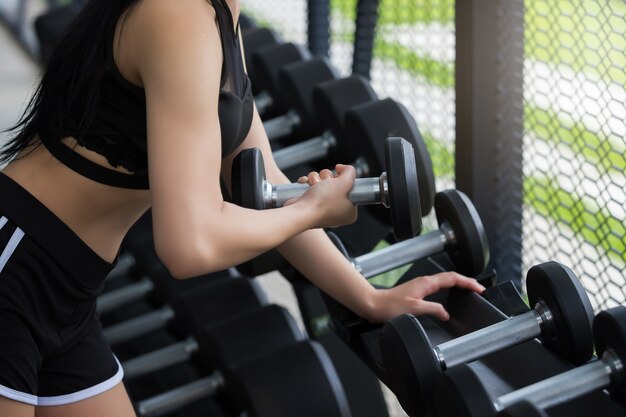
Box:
[242,28,281,92]
[172,277,268,337]
[225,341,351,417]
[253,43,311,103]
[526,262,594,365]
[197,305,305,373]
[396,101,436,215]
[278,58,339,137]
[434,364,496,417]
[434,190,489,276]
[380,314,441,417]
[344,99,436,216]
[385,137,421,240]
[313,76,378,161]
[232,148,266,209]
[592,307,626,402]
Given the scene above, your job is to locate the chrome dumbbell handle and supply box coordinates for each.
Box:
[436,300,555,370]
[495,349,622,412]
[97,276,154,314]
[273,131,336,171]
[255,91,273,115]
[353,223,455,278]
[263,110,302,141]
[123,337,199,380]
[266,173,388,208]
[136,371,224,416]
[104,305,175,345]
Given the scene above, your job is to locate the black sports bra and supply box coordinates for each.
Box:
[40,0,254,190]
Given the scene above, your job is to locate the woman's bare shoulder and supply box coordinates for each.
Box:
[126,0,218,55]
[131,0,216,25]
[121,0,220,83]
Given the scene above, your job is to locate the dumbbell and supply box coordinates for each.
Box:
[263,58,339,141]
[103,276,267,346]
[232,136,422,240]
[497,401,548,417]
[435,306,626,417]
[328,189,489,278]
[270,75,377,172]
[252,42,312,117]
[270,97,436,219]
[121,304,303,380]
[135,340,352,417]
[379,261,594,417]
[242,27,281,93]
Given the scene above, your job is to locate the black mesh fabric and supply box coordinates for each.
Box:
[43,0,253,189]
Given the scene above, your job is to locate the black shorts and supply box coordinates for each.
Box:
[0,173,122,406]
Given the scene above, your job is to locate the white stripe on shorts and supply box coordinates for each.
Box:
[0,226,25,273]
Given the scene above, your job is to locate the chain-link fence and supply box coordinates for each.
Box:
[243,0,626,312]
[241,0,456,194]
[522,0,626,311]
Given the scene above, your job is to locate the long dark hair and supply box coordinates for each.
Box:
[0,0,136,164]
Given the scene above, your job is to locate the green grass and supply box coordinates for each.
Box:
[330,30,454,88]
[525,105,626,175]
[247,0,626,91]
[422,132,454,178]
[331,0,454,26]
[330,0,626,89]
[373,38,454,88]
[524,176,626,264]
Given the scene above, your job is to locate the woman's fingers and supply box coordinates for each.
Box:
[335,164,356,181]
[371,272,484,322]
[319,169,334,180]
[413,300,450,321]
[409,272,485,298]
[298,169,339,185]
[307,171,322,184]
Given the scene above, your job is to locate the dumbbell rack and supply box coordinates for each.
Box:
[326,256,626,417]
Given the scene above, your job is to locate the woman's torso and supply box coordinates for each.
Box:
[1,0,245,263]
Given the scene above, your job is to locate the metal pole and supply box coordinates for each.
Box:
[455,0,525,286]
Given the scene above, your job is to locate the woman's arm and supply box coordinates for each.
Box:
[130,0,356,278]
[218,19,485,323]
[222,108,484,322]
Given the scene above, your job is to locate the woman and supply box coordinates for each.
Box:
[0,0,484,416]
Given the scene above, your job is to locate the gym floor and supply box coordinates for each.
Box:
[0,23,408,417]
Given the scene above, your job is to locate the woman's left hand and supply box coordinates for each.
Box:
[367,272,486,323]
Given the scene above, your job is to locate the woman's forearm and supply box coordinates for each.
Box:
[277,228,379,321]
[154,197,321,278]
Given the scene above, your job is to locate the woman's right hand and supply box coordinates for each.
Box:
[290,164,358,229]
